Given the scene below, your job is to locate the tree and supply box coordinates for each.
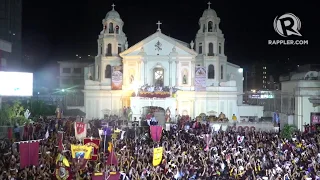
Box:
[280,124,297,139]
[0,100,27,126]
[28,100,55,117]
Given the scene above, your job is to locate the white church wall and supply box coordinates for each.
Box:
[238,105,264,118]
[227,62,243,105]
[127,37,190,56]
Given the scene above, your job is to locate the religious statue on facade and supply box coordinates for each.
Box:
[127,107,132,121]
[130,75,134,84]
[165,107,171,123]
[56,105,62,119]
[87,71,93,80]
[183,75,187,84]
[125,41,128,50]
[190,41,194,49]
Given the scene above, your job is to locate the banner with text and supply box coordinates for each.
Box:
[311,112,320,124]
[195,66,206,91]
[111,66,123,90]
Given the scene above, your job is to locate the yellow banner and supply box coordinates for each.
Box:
[71,144,93,160]
[152,147,163,166]
[108,142,113,152]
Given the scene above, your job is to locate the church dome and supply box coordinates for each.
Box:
[105,9,120,19]
[202,8,217,18]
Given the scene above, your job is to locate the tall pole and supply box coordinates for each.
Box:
[245,71,248,103]
[245,71,248,93]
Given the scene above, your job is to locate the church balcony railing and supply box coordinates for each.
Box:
[132,91,171,98]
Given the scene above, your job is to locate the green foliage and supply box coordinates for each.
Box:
[28,100,55,117]
[280,124,297,139]
[0,100,27,126]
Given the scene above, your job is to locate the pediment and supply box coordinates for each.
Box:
[120,32,197,57]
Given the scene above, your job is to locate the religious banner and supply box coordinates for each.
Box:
[71,144,93,168]
[55,165,72,180]
[71,144,92,159]
[204,134,212,151]
[150,126,163,142]
[92,172,120,180]
[55,153,72,180]
[74,122,87,140]
[311,112,320,124]
[152,147,163,166]
[19,141,40,169]
[108,172,121,180]
[106,150,118,166]
[57,131,64,151]
[111,66,123,90]
[83,138,101,161]
[194,66,206,91]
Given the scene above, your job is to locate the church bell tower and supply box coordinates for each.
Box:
[95,4,128,86]
[195,2,227,86]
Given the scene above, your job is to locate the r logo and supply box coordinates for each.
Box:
[273,13,302,37]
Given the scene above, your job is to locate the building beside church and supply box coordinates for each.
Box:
[83,3,263,121]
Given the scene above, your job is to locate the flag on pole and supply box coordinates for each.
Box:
[106,150,118,166]
[150,126,162,142]
[57,131,64,151]
[44,129,49,139]
[74,122,87,140]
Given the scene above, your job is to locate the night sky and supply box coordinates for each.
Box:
[22,0,317,70]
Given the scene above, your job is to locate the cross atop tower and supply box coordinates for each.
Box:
[156,21,162,32]
[207,2,211,9]
[111,4,115,10]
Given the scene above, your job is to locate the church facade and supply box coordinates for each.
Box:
[83,3,247,121]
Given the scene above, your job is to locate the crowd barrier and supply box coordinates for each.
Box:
[209,122,276,132]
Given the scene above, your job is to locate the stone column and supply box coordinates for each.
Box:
[123,61,127,86]
[175,60,179,86]
[191,61,195,86]
[169,60,172,86]
[138,61,141,81]
[190,100,195,118]
[144,60,148,85]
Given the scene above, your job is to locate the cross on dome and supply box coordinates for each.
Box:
[207,2,211,9]
[111,3,115,10]
[156,21,162,32]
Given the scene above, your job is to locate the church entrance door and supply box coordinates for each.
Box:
[142,106,165,126]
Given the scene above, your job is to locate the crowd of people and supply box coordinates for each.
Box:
[0,115,320,179]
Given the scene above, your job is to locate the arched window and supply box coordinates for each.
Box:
[208,21,213,32]
[115,25,119,34]
[109,22,114,33]
[208,64,215,79]
[106,43,112,56]
[105,65,111,78]
[199,43,202,54]
[208,43,214,56]
[100,44,103,55]
[202,24,206,33]
[221,65,224,79]
[118,44,122,54]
